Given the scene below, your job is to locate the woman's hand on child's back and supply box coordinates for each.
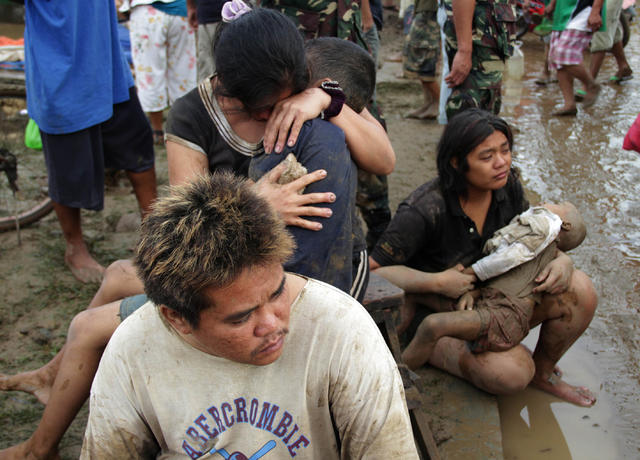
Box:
[263,88,330,154]
[254,162,335,231]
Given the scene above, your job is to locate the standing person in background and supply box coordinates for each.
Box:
[588,0,632,83]
[442,0,518,118]
[261,0,367,44]
[187,0,226,81]
[546,0,603,116]
[120,0,197,143]
[362,0,383,67]
[23,0,157,284]
[404,0,441,119]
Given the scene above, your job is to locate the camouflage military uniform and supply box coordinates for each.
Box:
[403,0,440,81]
[442,0,517,118]
[261,0,368,48]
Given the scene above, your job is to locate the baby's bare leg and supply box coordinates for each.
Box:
[402,310,484,370]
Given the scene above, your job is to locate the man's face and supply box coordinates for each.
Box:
[183,263,292,366]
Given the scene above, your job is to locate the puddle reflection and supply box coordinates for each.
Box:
[499,331,622,459]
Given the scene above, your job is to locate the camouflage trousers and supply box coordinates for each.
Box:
[445,45,505,118]
[357,170,391,251]
[357,99,391,250]
[403,10,441,82]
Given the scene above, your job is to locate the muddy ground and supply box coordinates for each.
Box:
[1,9,639,459]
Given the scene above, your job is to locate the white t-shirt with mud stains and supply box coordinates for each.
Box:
[81,278,419,459]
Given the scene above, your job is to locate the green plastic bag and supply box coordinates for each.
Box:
[25,118,43,150]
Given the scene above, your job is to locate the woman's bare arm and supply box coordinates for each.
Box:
[262,88,395,175]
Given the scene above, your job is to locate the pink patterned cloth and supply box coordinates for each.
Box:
[623,113,640,153]
[548,29,592,70]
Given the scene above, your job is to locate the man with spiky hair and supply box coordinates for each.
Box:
[81,173,418,459]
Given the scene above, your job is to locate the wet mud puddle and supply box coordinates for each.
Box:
[497,24,640,460]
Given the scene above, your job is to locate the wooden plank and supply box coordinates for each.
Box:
[362,272,404,312]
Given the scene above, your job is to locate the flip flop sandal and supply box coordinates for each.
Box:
[574,89,586,102]
[535,76,558,86]
[609,74,633,83]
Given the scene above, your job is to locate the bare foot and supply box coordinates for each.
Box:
[582,83,601,108]
[0,439,60,460]
[520,344,562,378]
[405,103,438,120]
[385,51,403,63]
[416,104,438,120]
[531,373,596,407]
[405,104,430,119]
[64,243,105,284]
[0,367,56,405]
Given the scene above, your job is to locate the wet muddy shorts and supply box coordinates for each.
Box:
[119,294,149,322]
[40,86,154,211]
[469,287,534,353]
[548,29,592,70]
[403,11,441,81]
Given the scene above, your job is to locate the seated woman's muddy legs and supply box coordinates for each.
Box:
[529,269,598,406]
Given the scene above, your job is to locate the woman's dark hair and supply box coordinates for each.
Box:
[213,7,309,115]
[437,108,514,197]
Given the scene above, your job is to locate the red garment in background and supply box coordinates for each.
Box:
[622,112,640,153]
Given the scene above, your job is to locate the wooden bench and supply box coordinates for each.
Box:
[363,272,441,460]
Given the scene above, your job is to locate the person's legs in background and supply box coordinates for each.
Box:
[165,14,197,108]
[102,86,157,219]
[40,127,108,284]
[129,5,171,144]
[403,10,441,119]
[548,29,599,115]
[196,22,220,81]
[589,0,632,82]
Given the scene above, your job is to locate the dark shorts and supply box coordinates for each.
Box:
[351,248,370,303]
[119,293,149,321]
[41,87,154,210]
